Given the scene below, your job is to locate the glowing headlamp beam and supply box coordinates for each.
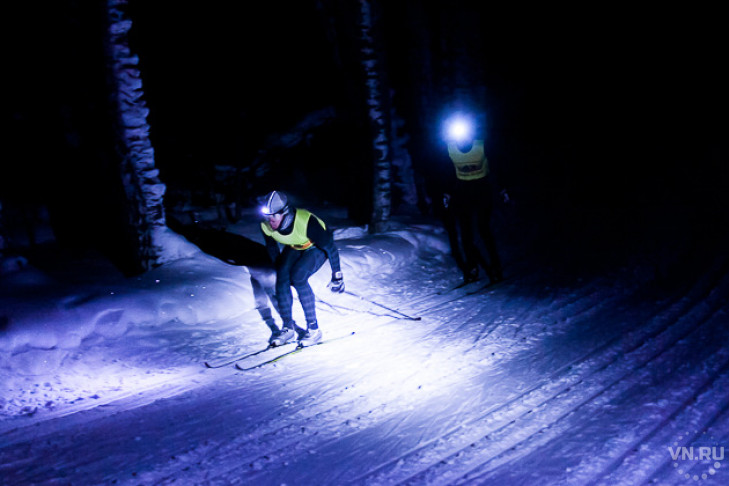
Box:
[444,115,474,143]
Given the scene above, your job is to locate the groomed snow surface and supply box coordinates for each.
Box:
[1,212,728,485]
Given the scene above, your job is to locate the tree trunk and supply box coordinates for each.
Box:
[358,0,392,233]
[0,201,5,254]
[106,0,167,271]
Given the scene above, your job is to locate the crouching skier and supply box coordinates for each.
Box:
[259,190,345,347]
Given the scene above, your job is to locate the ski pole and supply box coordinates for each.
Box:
[343,290,422,321]
[318,297,407,320]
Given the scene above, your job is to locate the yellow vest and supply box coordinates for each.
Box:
[447,139,489,181]
[261,208,326,250]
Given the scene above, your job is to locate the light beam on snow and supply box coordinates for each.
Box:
[310,314,484,417]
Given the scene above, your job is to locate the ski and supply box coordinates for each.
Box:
[401,278,483,312]
[343,290,421,321]
[465,283,492,295]
[235,331,356,371]
[204,342,295,369]
[466,277,506,295]
[413,277,508,314]
[437,278,483,295]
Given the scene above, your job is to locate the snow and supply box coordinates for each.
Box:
[1,209,728,485]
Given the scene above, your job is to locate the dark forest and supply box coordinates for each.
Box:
[5,1,727,276]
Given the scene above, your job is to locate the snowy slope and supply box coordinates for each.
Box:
[1,218,728,485]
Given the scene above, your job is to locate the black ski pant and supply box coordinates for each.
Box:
[446,178,502,279]
[275,245,327,330]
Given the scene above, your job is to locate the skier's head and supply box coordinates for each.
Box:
[260,190,292,231]
[260,190,289,216]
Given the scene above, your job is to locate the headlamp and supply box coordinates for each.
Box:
[444,113,474,143]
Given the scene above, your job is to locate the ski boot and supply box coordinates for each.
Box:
[298,327,322,347]
[270,326,296,347]
[463,266,479,284]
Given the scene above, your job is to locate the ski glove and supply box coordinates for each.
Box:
[328,271,345,293]
[442,193,451,209]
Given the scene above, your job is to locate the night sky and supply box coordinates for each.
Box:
[5,1,727,272]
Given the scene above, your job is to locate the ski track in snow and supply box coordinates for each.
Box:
[1,256,728,485]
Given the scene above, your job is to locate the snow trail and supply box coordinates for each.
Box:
[453,276,729,485]
[353,262,729,485]
[1,223,728,485]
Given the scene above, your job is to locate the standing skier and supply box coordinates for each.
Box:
[442,137,504,285]
[259,191,345,347]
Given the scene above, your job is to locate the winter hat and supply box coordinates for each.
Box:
[260,190,289,216]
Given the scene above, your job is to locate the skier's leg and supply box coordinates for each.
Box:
[443,208,468,275]
[458,182,498,281]
[457,209,481,281]
[477,207,503,280]
[290,248,327,329]
[475,190,502,281]
[275,247,299,328]
[250,275,277,332]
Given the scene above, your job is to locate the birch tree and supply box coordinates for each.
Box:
[358,0,392,233]
[106,0,167,270]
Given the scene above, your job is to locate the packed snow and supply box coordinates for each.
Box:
[1,206,728,485]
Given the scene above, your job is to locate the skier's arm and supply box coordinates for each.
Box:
[307,218,341,274]
[261,231,280,264]
[435,151,457,210]
[486,153,511,204]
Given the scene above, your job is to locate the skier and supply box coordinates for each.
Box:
[442,137,504,285]
[258,190,345,347]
